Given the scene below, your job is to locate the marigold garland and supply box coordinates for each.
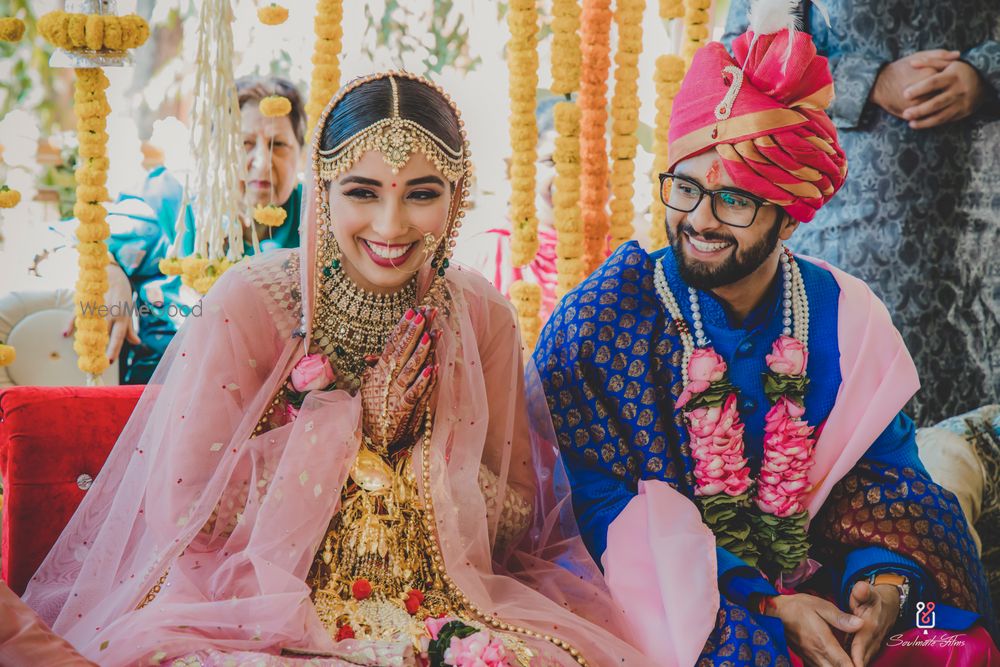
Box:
[0,17,25,42]
[70,68,113,377]
[648,54,685,250]
[305,0,344,134]
[682,0,712,64]
[0,186,21,208]
[253,204,287,227]
[257,3,289,26]
[550,0,581,95]
[608,0,644,252]
[579,0,612,274]
[259,94,292,117]
[553,102,584,297]
[37,11,149,52]
[507,0,540,269]
[510,281,542,351]
[659,0,684,19]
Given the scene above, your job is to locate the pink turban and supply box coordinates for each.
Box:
[668,28,848,222]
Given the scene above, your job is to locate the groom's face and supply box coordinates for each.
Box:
[665,151,798,291]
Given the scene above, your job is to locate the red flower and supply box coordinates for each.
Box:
[335,624,355,641]
[405,588,425,615]
[351,578,372,600]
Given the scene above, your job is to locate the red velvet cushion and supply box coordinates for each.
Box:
[0,385,144,595]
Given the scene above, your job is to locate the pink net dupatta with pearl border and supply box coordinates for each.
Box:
[23,174,652,667]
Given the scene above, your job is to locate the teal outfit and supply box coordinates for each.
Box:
[106,167,302,384]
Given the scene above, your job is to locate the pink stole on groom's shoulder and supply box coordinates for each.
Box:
[602,257,920,664]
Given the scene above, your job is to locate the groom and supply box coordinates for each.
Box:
[533,11,997,667]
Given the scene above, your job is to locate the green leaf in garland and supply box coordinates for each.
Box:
[761,372,809,404]
[753,509,810,578]
[683,380,738,410]
[698,492,759,567]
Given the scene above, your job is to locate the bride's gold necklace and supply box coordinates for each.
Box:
[312,268,418,387]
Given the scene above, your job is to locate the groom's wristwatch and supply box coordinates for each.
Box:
[869,572,910,620]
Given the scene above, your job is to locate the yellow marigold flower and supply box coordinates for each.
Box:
[77,221,111,244]
[79,252,109,271]
[0,343,15,367]
[258,3,289,25]
[74,202,106,225]
[253,204,287,227]
[259,95,292,118]
[77,354,109,376]
[0,17,26,42]
[77,185,109,203]
[181,255,209,278]
[0,186,21,208]
[159,257,184,276]
[193,275,218,295]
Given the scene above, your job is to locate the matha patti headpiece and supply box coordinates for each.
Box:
[315,75,467,183]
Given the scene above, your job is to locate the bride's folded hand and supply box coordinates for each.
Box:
[361,306,439,449]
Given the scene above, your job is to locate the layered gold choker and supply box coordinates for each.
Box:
[312,268,418,388]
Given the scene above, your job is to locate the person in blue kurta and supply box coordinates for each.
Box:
[102,76,306,384]
[534,11,997,667]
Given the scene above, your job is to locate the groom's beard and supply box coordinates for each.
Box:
[667,217,782,291]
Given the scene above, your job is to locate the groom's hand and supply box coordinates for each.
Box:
[848,581,900,667]
[768,593,863,667]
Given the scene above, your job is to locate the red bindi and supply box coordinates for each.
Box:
[706,161,722,187]
[391,182,397,188]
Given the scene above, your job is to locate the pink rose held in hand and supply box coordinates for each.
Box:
[766,336,808,376]
[290,353,336,392]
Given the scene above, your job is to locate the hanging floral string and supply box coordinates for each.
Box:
[579,0,612,274]
[306,0,344,134]
[159,0,243,295]
[37,11,149,51]
[0,16,25,42]
[550,0,581,96]
[254,5,293,234]
[0,183,20,366]
[507,0,541,349]
[648,54,685,250]
[608,0,644,251]
[553,102,584,298]
[40,6,149,382]
[659,0,684,19]
[682,0,712,64]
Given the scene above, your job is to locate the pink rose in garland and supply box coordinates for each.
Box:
[290,353,336,392]
[688,394,751,497]
[678,348,757,564]
[765,335,808,376]
[754,335,817,577]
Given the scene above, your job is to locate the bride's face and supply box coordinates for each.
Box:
[327,150,453,293]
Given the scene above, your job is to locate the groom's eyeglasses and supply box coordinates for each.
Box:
[659,173,773,229]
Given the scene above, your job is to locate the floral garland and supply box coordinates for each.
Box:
[70,68,114,377]
[681,0,712,64]
[306,0,344,134]
[648,55,685,250]
[579,0,612,274]
[553,102,584,298]
[0,16,25,42]
[507,0,541,352]
[510,281,542,352]
[656,249,817,577]
[0,341,14,367]
[608,0,644,252]
[659,0,684,19]
[37,11,149,52]
[257,3,289,26]
[507,0,539,269]
[550,0,581,95]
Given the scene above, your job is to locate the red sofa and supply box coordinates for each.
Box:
[0,385,145,595]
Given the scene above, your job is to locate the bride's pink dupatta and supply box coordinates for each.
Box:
[24,148,651,666]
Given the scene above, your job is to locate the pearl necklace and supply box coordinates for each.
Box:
[654,246,810,384]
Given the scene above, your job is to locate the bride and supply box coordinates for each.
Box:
[23,72,652,667]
